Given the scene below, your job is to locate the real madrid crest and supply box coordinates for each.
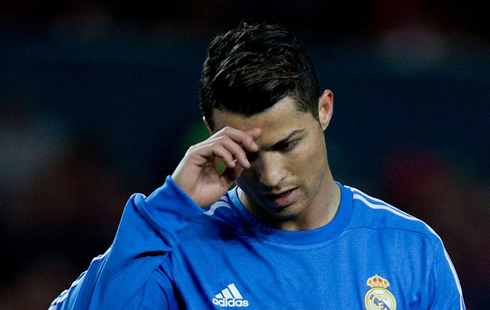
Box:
[364,274,397,310]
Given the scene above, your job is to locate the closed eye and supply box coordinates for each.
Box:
[273,140,299,152]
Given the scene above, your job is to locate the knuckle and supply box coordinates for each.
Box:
[217,126,232,135]
[220,150,231,161]
[211,142,223,152]
[217,135,232,145]
[244,135,254,145]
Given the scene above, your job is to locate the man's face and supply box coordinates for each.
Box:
[212,96,332,227]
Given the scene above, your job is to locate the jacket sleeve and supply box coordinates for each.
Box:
[49,176,204,309]
[429,240,466,310]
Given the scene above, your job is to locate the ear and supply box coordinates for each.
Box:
[318,90,334,131]
[203,116,214,135]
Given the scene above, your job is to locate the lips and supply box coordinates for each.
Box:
[267,189,293,197]
[264,188,298,207]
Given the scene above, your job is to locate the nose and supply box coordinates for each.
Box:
[256,153,288,188]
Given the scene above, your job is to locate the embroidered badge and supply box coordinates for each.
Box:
[364,274,397,310]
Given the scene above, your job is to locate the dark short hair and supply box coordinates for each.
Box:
[200,23,320,130]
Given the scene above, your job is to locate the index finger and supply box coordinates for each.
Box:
[215,126,261,153]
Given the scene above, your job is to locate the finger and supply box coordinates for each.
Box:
[188,138,236,167]
[243,128,261,153]
[209,144,236,168]
[219,136,251,169]
[221,162,244,184]
[200,135,249,168]
[246,127,262,140]
[215,127,259,153]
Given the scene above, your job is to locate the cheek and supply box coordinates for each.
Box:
[290,139,326,178]
[291,141,321,169]
[287,153,308,174]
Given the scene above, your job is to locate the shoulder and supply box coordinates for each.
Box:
[343,185,441,246]
[182,191,245,236]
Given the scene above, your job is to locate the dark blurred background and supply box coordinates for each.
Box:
[0,0,489,308]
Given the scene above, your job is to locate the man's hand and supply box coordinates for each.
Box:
[171,127,261,208]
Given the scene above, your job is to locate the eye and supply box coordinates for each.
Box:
[274,140,299,152]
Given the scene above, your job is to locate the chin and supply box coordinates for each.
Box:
[269,205,303,220]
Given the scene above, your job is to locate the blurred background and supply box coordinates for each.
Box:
[0,0,488,308]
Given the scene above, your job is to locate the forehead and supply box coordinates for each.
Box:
[213,97,314,144]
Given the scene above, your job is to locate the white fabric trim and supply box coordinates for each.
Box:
[348,186,464,309]
[204,202,231,216]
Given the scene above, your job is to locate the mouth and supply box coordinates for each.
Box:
[264,188,298,207]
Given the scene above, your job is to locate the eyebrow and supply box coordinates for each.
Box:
[272,129,305,147]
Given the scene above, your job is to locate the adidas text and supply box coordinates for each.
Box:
[212,298,249,307]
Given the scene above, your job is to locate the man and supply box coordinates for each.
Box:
[50,23,465,309]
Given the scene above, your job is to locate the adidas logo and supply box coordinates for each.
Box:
[212,283,249,307]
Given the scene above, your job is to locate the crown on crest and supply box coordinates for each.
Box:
[366,274,390,288]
